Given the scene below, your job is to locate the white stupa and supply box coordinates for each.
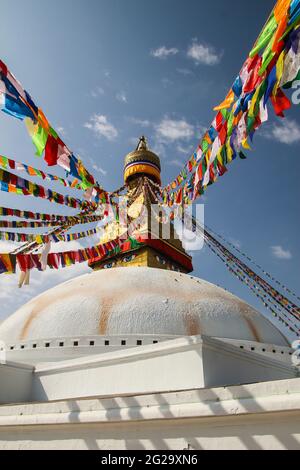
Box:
[0,140,299,450]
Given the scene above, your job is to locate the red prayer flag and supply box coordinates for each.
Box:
[215,111,223,132]
[0,60,8,76]
[244,56,263,93]
[219,122,228,145]
[271,88,291,117]
[45,134,59,166]
[197,162,203,181]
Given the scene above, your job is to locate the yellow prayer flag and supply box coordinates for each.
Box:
[213,89,235,111]
[242,138,251,150]
[35,235,43,244]
[226,141,233,163]
[248,85,261,118]
[273,51,285,96]
[25,117,37,137]
[217,147,224,165]
[65,255,73,267]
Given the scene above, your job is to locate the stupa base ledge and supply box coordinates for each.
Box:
[0,335,297,405]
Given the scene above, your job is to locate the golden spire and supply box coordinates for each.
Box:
[124,136,161,185]
[136,135,148,151]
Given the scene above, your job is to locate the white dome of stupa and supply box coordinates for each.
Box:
[0,267,288,346]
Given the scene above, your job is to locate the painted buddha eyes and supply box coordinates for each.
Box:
[123,254,136,263]
[103,262,115,269]
[156,255,166,265]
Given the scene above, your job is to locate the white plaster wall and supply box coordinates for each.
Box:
[32,338,205,402]
[30,336,297,403]
[0,414,299,450]
[0,362,33,404]
[0,378,299,450]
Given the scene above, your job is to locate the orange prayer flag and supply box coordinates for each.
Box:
[27,166,37,176]
[274,0,291,24]
[8,184,17,193]
[272,16,288,52]
[213,89,235,111]
[38,109,50,131]
[71,178,79,188]
[204,132,212,145]
[233,111,243,126]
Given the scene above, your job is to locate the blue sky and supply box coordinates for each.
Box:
[0,0,299,342]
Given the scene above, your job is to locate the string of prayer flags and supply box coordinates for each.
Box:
[189,216,300,335]
[162,0,300,207]
[0,207,109,231]
[0,59,110,199]
[0,206,78,222]
[11,236,144,273]
[0,231,36,243]
[0,220,60,229]
[0,167,91,210]
[0,234,144,276]
[0,223,111,246]
[0,154,91,193]
[205,222,300,303]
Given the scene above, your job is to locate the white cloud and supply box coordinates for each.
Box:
[128,117,151,127]
[168,159,185,168]
[271,245,292,260]
[116,91,128,103]
[92,163,107,176]
[161,77,173,88]
[84,114,118,141]
[56,126,65,135]
[187,41,221,65]
[155,117,195,142]
[151,46,179,59]
[176,144,194,155]
[151,141,167,159]
[177,68,193,76]
[91,87,105,98]
[264,119,300,145]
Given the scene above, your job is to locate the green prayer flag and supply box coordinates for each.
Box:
[247,116,256,133]
[201,139,209,153]
[249,15,277,58]
[49,127,58,139]
[221,109,230,120]
[227,111,234,136]
[259,45,275,75]
[0,156,8,168]
[32,125,48,157]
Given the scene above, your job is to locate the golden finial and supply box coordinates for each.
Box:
[124,136,161,185]
[136,136,148,151]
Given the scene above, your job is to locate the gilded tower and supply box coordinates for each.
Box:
[89,137,193,273]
